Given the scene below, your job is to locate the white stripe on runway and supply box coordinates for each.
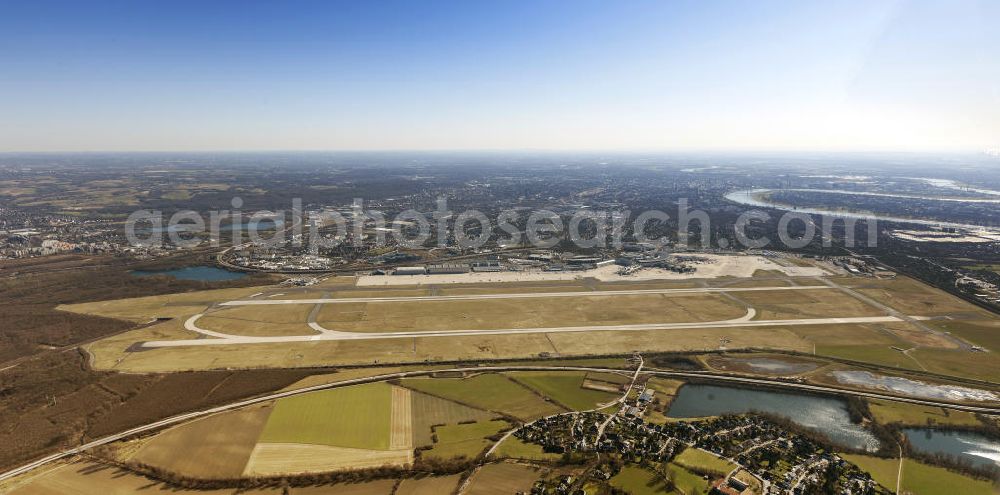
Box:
[219,285,834,306]
[145,311,905,348]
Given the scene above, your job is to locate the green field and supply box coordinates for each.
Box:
[507,371,618,411]
[258,382,392,449]
[909,348,1000,382]
[645,377,684,396]
[843,455,997,495]
[867,399,982,427]
[929,320,1000,352]
[609,465,673,494]
[400,373,565,421]
[667,463,711,494]
[411,391,496,447]
[585,371,632,384]
[494,436,563,461]
[815,344,922,371]
[672,448,737,477]
[843,455,899,492]
[424,420,507,460]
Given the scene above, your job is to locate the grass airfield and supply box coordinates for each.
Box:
[59,256,1000,383]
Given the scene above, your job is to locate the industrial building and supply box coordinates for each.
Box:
[393,266,427,275]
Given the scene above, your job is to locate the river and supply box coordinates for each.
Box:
[724,189,1000,232]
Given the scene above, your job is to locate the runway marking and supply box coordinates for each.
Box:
[219,285,835,306]
[148,309,910,348]
[140,284,935,349]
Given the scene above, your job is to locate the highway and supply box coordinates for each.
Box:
[4,364,1000,484]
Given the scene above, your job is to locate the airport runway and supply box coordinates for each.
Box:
[132,283,931,348]
[137,309,914,348]
[219,285,837,306]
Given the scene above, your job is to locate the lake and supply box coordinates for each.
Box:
[131,266,247,281]
[904,428,1000,470]
[666,384,879,451]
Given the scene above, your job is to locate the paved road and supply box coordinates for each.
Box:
[306,291,336,336]
[141,309,914,348]
[896,444,904,495]
[5,364,1000,484]
[596,355,644,439]
[218,285,836,306]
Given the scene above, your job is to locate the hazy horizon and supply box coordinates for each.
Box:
[2,0,998,152]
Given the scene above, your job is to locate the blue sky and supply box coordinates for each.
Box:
[1,0,997,151]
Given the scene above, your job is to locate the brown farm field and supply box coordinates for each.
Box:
[129,404,272,478]
[395,474,462,495]
[293,479,397,495]
[243,443,412,476]
[3,459,412,495]
[465,462,543,495]
[4,461,279,495]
